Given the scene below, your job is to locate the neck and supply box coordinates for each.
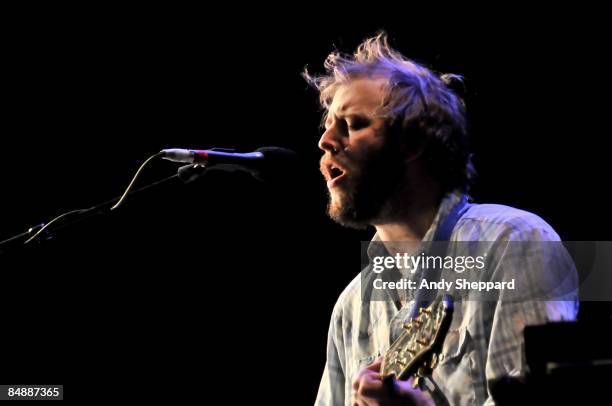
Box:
[373,180,444,242]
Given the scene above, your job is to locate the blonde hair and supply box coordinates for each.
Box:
[304,32,475,192]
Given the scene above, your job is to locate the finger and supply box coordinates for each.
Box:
[382,375,400,399]
[356,372,386,397]
[353,368,382,391]
[353,357,385,391]
[353,370,364,391]
[353,365,375,390]
[366,357,384,372]
[358,378,385,399]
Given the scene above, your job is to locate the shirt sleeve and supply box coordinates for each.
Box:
[315,302,347,406]
[481,226,579,405]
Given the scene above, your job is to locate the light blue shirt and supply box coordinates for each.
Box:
[314,191,578,406]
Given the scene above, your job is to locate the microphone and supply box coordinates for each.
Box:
[161,147,297,181]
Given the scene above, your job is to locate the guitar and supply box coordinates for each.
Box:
[380,295,454,388]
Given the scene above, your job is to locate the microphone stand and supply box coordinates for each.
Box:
[0,164,206,254]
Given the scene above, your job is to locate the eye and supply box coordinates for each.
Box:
[348,117,370,131]
[335,119,349,132]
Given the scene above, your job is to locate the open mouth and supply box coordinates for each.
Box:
[327,165,347,188]
[330,166,344,180]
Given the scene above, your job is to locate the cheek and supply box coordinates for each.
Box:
[349,130,387,161]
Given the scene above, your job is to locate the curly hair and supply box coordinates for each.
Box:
[304,32,475,193]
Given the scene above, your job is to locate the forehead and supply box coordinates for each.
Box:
[329,77,388,116]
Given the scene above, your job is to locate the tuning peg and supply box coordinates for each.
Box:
[412,366,426,389]
[430,353,439,369]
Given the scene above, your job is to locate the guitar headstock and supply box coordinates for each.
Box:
[380,295,454,386]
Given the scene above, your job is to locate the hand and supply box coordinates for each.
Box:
[352,357,434,406]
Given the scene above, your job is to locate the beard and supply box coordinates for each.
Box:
[326,140,405,229]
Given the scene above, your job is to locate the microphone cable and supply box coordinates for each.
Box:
[24,151,166,245]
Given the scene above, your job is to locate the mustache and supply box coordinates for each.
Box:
[319,154,350,173]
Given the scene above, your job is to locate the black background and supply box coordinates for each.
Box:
[1,6,610,403]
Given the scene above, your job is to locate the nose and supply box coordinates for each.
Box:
[318,126,343,154]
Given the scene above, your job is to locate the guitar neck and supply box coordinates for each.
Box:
[381,296,454,382]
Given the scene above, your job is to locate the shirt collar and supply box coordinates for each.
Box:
[366,190,466,261]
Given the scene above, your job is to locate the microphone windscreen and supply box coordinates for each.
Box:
[253,147,298,181]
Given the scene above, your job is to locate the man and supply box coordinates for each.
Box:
[305,34,578,405]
